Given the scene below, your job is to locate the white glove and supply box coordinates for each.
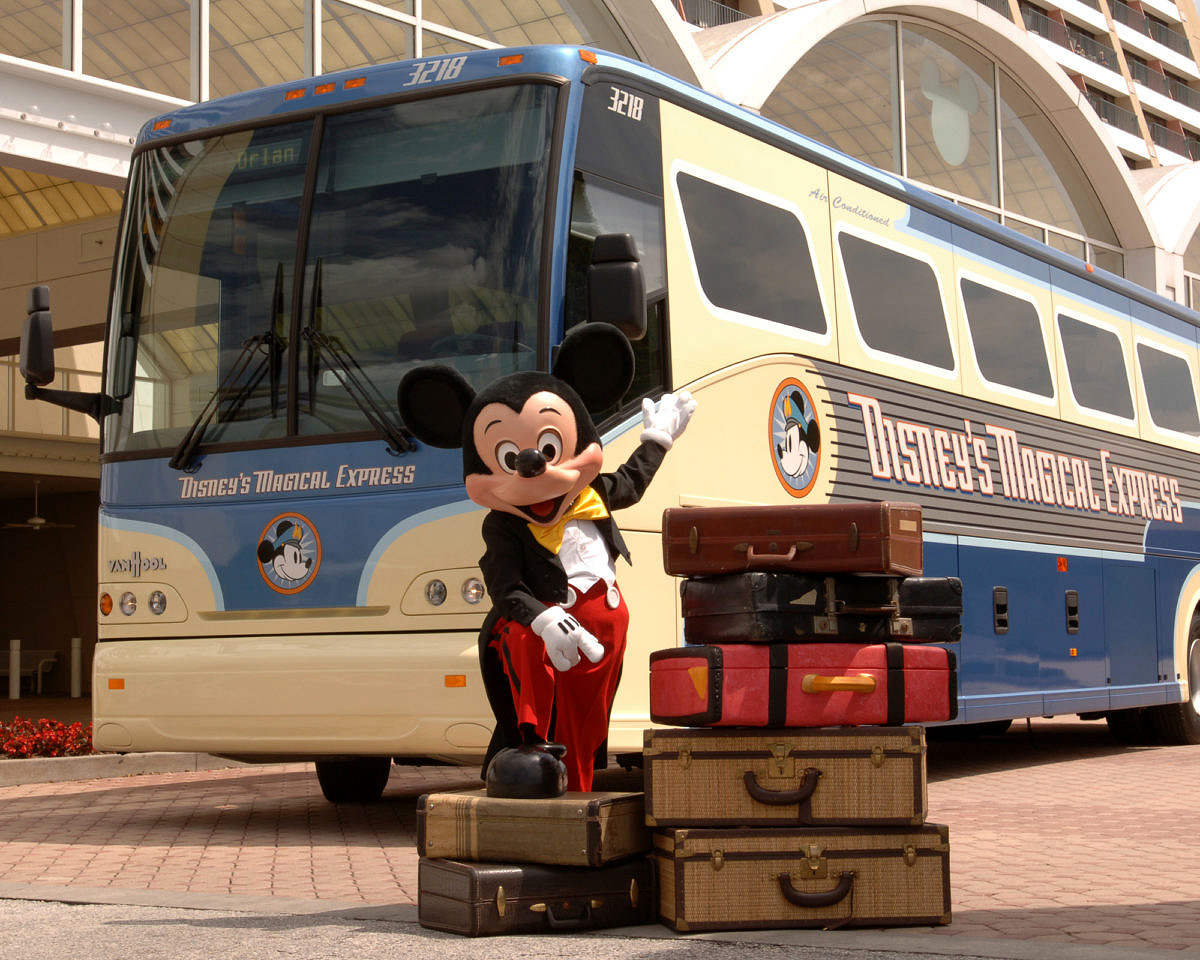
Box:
[641,390,697,450]
[531,607,605,672]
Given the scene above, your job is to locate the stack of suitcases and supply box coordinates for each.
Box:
[415,787,658,935]
[648,501,958,932]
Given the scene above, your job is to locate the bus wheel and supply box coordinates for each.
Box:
[1104,708,1159,745]
[314,757,392,803]
[1146,626,1200,746]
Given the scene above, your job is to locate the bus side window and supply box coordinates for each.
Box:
[960,277,1054,398]
[838,231,953,370]
[1137,342,1200,435]
[1058,313,1134,421]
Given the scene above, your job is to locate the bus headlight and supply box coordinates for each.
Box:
[148,591,167,615]
[425,579,447,606]
[119,592,137,616]
[462,577,485,604]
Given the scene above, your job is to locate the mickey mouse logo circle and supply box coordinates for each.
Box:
[256,513,321,594]
[769,378,822,498]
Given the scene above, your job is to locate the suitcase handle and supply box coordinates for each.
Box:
[535,901,594,930]
[740,543,812,562]
[743,767,821,806]
[801,673,877,693]
[778,870,857,908]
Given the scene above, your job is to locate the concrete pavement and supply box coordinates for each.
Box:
[0,712,1197,956]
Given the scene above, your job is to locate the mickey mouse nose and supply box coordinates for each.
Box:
[515,448,546,478]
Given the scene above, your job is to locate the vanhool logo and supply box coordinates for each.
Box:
[108,551,167,577]
[848,392,1183,523]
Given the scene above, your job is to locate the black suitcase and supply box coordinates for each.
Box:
[680,573,961,644]
[418,855,656,936]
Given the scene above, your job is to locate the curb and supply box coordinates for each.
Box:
[0,752,249,787]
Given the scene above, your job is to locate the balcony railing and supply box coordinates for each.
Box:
[976,0,1012,21]
[1022,5,1121,69]
[1148,120,1188,155]
[1085,90,1141,136]
[1169,78,1200,112]
[674,0,750,28]
[1111,0,1192,57]
[1129,59,1170,96]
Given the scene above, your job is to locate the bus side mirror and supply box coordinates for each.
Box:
[588,233,646,340]
[20,285,55,387]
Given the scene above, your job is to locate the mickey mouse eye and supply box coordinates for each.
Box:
[495,440,520,474]
[537,429,563,464]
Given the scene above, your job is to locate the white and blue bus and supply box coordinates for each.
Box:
[21,44,1200,801]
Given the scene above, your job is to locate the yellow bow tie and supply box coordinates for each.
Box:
[529,487,609,554]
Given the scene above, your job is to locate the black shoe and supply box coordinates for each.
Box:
[485,742,568,798]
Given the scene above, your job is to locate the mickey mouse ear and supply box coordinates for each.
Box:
[552,323,635,412]
[397,365,475,448]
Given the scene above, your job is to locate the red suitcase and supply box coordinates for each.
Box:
[648,642,957,727]
[662,502,922,577]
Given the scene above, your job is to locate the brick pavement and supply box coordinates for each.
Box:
[0,718,1197,952]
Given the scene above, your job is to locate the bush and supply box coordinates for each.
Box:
[0,717,94,758]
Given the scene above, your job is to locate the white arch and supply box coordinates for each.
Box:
[692,0,1160,254]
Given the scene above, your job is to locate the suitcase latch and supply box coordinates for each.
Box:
[904,844,918,866]
[710,849,725,871]
[871,745,886,768]
[629,878,639,907]
[799,844,828,879]
[768,743,793,778]
[495,885,507,918]
[677,747,692,769]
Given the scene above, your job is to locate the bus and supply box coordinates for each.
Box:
[20,44,1200,802]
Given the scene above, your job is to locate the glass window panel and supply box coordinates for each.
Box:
[420,31,481,57]
[999,73,1116,246]
[421,0,635,58]
[210,0,305,98]
[84,0,190,99]
[903,24,997,207]
[323,1,413,71]
[1137,343,1200,434]
[1058,313,1133,419]
[1090,246,1123,276]
[105,123,312,453]
[1048,232,1086,260]
[960,278,1053,396]
[839,232,953,369]
[298,84,557,434]
[676,173,825,334]
[761,20,900,174]
[0,0,62,66]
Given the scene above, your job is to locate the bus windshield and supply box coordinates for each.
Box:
[105,82,554,455]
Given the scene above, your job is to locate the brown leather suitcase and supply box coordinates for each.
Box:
[417,855,656,936]
[416,790,650,867]
[654,823,951,931]
[662,502,922,577]
[642,726,927,828]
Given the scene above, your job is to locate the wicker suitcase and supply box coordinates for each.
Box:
[417,855,656,936]
[654,824,951,931]
[642,726,926,827]
[416,790,650,867]
[680,573,962,644]
[648,642,958,727]
[662,502,922,577]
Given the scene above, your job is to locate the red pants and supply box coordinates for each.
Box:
[490,582,628,791]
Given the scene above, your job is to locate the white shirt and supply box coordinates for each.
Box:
[558,518,616,592]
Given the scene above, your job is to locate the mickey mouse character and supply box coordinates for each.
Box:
[257,521,313,583]
[398,324,696,794]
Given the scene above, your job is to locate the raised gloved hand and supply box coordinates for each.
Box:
[531,607,605,672]
[641,390,697,450]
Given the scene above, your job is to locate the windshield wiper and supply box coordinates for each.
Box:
[169,264,287,471]
[303,258,415,454]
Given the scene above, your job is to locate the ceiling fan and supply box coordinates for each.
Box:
[3,480,74,532]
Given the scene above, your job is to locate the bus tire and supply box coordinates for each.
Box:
[1104,708,1159,745]
[315,757,392,803]
[1146,623,1200,746]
